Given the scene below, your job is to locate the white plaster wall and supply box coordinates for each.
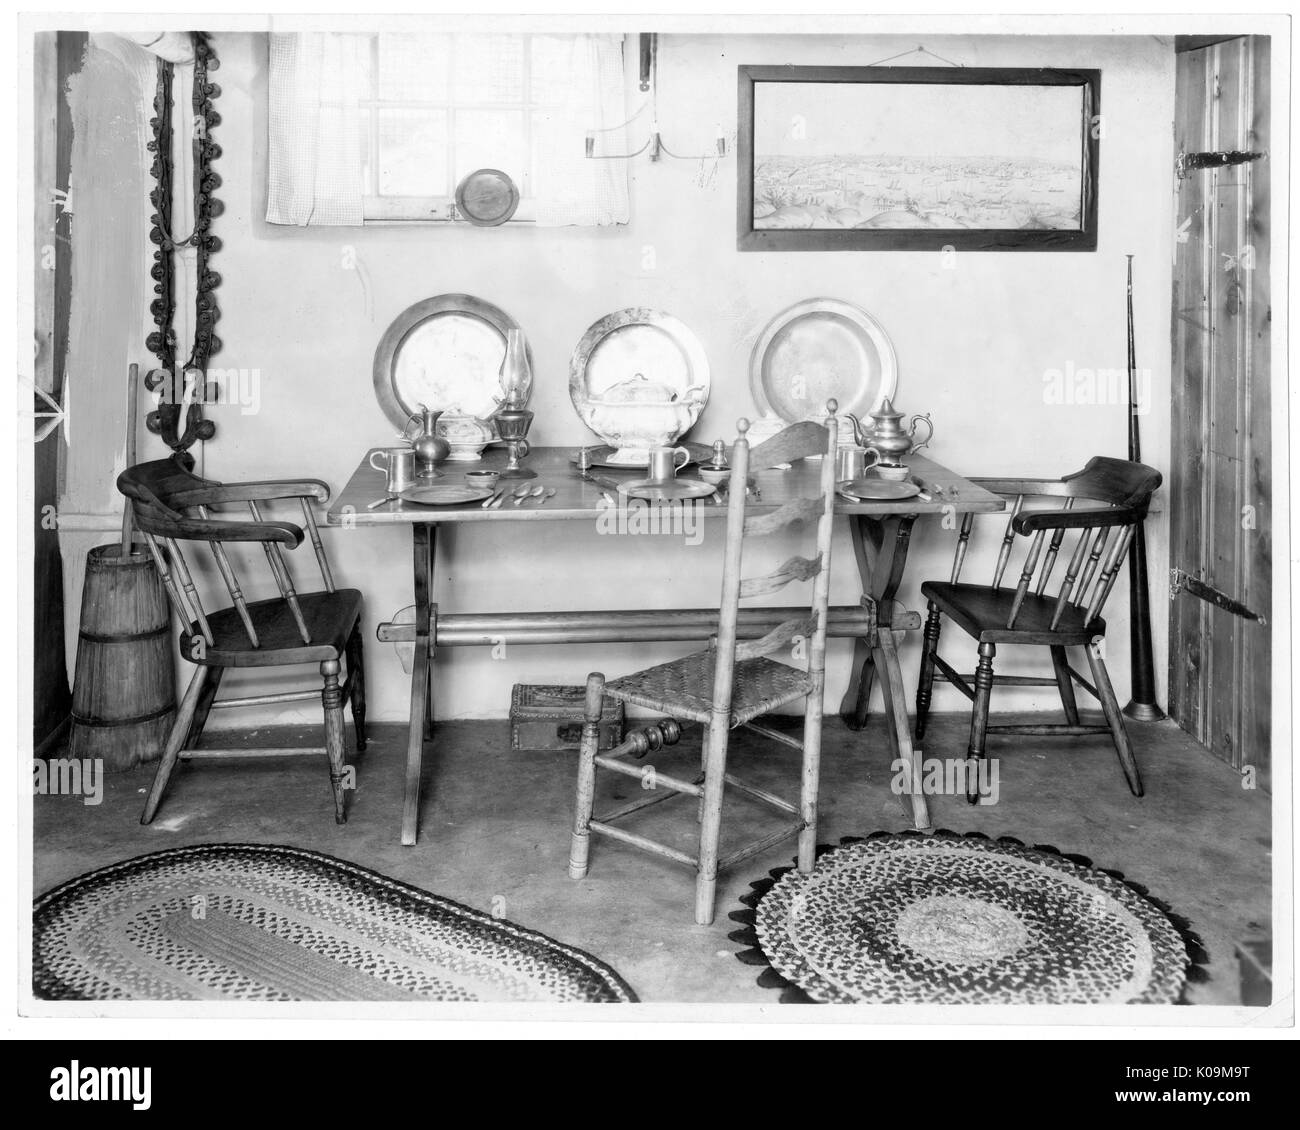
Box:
[62,30,1176,728]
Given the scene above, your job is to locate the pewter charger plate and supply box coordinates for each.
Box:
[622,478,717,503]
[373,294,532,430]
[399,484,496,506]
[839,478,921,501]
[750,298,898,424]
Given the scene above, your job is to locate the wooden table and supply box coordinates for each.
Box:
[327,447,1004,845]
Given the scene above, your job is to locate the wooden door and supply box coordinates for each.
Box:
[1169,36,1272,789]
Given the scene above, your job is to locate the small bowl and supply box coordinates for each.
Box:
[464,469,500,490]
[873,463,910,482]
[698,466,729,486]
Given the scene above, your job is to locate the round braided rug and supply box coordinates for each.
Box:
[730,832,1206,1005]
[33,844,636,1003]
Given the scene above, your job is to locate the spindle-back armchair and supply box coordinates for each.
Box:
[118,455,365,824]
[569,403,840,925]
[914,456,1162,801]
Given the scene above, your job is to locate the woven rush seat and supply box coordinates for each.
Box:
[604,650,812,726]
[920,582,1105,645]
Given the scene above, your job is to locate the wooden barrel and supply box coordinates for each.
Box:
[68,544,176,771]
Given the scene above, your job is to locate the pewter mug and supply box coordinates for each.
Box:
[647,445,690,482]
[836,445,884,482]
[370,446,416,493]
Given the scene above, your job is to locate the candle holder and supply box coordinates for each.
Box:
[495,408,537,480]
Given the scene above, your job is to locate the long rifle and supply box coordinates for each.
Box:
[1123,255,1165,721]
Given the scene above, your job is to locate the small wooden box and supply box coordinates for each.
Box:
[509,684,624,752]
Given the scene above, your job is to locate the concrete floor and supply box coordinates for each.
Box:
[34,711,1271,1005]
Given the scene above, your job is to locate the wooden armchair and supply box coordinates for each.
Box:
[914,456,1162,801]
[117,455,365,824]
[569,403,840,925]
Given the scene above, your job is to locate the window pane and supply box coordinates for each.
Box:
[378,108,448,195]
[452,34,524,103]
[454,110,526,188]
[378,34,451,102]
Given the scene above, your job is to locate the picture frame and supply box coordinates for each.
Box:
[737,65,1101,252]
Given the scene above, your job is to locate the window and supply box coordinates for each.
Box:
[267,31,629,228]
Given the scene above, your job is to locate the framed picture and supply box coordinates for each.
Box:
[737,66,1100,252]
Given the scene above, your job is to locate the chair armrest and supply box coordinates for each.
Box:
[1014,504,1147,534]
[167,478,332,507]
[130,498,304,548]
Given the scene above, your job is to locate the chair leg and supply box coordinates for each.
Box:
[321,658,348,824]
[141,666,211,824]
[1050,645,1080,726]
[966,642,996,805]
[915,602,942,741]
[1086,637,1144,797]
[184,666,223,750]
[569,673,605,880]
[695,711,732,926]
[346,624,367,752]
[797,681,826,872]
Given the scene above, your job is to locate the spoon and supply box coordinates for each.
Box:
[537,487,557,506]
[510,483,532,506]
[516,484,545,506]
[367,494,399,510]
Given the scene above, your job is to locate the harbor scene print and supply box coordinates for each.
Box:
[752,80,1088,231]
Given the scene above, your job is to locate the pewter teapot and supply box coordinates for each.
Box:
[844,398,934,464]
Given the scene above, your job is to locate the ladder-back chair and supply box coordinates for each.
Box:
[569,402,839,925]
[118,455,365,825]
[914,456,1162,802]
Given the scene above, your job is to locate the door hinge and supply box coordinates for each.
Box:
[1176,150,1267,179]
[1169,568,1267,625]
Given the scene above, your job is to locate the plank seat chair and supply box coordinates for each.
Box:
[569,403,839,925]
[913,456,1162,802]
[117,454,365,825]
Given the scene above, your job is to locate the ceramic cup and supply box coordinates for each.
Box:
[647,445,691,482]
[370,446,417,493]
[464,469,500,490]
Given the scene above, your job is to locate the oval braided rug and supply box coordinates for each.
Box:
[34,844,636,1003]
[730,832,1206,1005]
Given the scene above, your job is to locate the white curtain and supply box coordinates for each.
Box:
[532,33,629,227]
[266,32,368,226]
[265,31,628,228]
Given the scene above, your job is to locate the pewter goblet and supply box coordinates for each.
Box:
[495,408,537,480]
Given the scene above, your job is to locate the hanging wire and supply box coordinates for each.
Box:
[864,44,964,68]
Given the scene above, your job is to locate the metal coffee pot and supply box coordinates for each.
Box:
[844,398,934,465]
[403,404,451,475]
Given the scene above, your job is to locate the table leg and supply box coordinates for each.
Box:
[874,626,931,830]
[839,514,915,729]
[402,524,435,846]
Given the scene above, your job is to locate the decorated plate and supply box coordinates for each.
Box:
[839,478,921,501]
[750,298,897,424]
[373,294,532,430]
[398,484,496,506]
[569,308,711,465]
